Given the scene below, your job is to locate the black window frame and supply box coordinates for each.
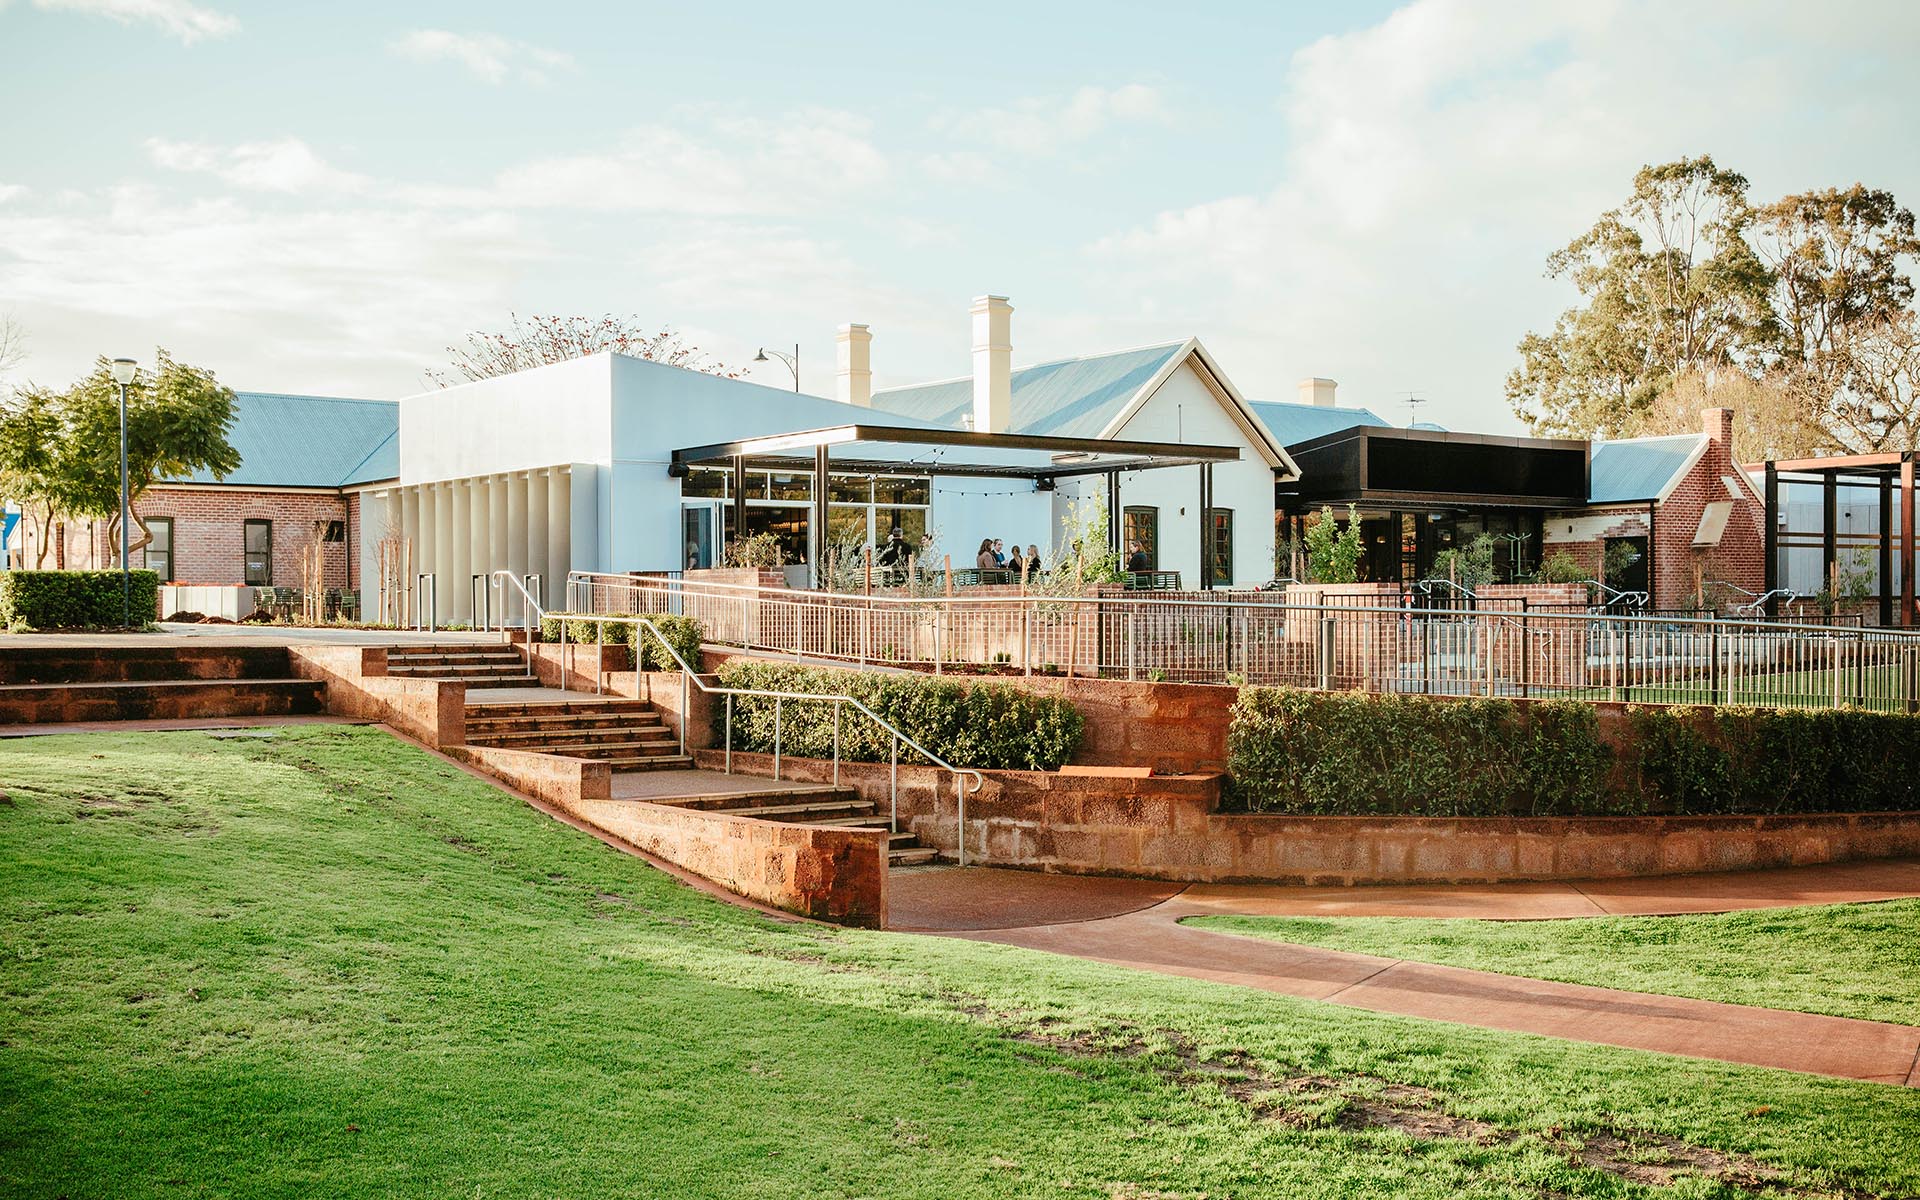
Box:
[243,519,273,586]
[1123,505,1159,571]
[143,516,174,583]
[1207,508,1233,583]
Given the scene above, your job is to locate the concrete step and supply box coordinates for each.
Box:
[464,700,655,719]
[609,755,698,773]
[466,723,665,746]
[418,674,541,687]
[716,797,880,823]
[889,846,940,867]
[503,739,682,760]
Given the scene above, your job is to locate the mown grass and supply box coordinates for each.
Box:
[4,725,1919,1199]
[1191,901,1920,1027]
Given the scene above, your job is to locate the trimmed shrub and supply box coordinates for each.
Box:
[0,570,160,630]
[538,612,704,671]
[1227,686,1920,817]
[1227,688,1609,816]
[713,659,1084,771]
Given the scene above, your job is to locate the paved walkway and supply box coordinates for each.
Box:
[895,862,1920,1087]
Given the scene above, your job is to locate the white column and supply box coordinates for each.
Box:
[432,482,454,623]
[398,487,420,623]
[449,479,472,626]
[547,468,572,608]
[468,476,488,608]
[489,475,509,582]
[416,485,436,601]
[526,468,550,609]
[507,471,529,586]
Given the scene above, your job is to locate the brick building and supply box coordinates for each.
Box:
[8,392,396,597]
[1541,408,1765,611]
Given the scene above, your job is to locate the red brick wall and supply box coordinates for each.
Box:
[50,486,353,590]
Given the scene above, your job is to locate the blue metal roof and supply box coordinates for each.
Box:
[868,342,1184,438]
[1248,399,1392,448]
[172,391,399,488]
[1587,434,1704,503]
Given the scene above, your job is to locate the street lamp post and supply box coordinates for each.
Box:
[753,344,800,392]
[110,357,137,628]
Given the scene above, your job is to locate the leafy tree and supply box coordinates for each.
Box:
[1622,368,1829,462]
[0,388,64,566]
[1,352,240,564]
[431,314,738,386]
[1508,157,1774,436]
[1430,533,1497,591]
[1303,504,1362,583]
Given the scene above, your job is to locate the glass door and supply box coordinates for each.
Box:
[680,502,723,570]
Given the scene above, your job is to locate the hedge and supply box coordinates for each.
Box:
[1226,686,1920,816]
[538,612,704,671]
[0,570,160,630]
[713,659,1084,771]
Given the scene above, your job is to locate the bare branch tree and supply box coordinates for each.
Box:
[428,314,739,386]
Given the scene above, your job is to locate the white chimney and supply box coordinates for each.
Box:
[1298,377,1338,408]
[836,323,872,407]
[971,295,1012,434]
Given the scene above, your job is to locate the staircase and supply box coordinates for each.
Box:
[462,696,693,772]
[656,782,939,868]
[0,645,324,725]
[387,644,538,687]
[421,641,939,868]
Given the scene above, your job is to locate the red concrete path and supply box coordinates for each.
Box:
[898,863,1920,1087]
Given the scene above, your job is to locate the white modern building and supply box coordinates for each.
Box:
[361,296,1295,623]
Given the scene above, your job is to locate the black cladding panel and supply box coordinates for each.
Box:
[1364,436,1585,500]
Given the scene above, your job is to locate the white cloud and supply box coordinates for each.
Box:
[145,137,368,194]
[30,0,236,43]
[935,84,1167,155]
[388,29,574,85]
[1086,0,1920,432]
[487,108,887,214]
[0,183,535,396]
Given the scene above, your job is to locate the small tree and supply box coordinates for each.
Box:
[1303,505,1362,583]
[1044,495,1123,588]
[3,352,239,564]
[1430,533,1498,592]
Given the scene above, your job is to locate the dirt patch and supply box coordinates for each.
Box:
[948,1001,1884,1200]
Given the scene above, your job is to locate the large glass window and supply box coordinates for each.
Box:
[681,466,729,499]
[1207,509,1233,583]
[143,517,173,582]
[243,519,272,586]
[1123,506,1158,571]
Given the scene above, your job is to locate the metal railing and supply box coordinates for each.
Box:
[492,572,987,862]
[558,568,1920,713]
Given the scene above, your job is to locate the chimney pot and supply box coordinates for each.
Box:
[971,295,1012,434]
[1298,377,1338,408]
[836,323,872,407]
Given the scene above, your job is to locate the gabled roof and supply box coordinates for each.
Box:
[1587,434,1707,504]
[870,342,1185,439]
[1249,399,1392,448]
[868,338,1296,476]
[171,392,399,489]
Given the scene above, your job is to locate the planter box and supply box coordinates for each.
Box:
[159,584,254,620]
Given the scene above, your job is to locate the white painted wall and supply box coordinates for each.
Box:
[399,354,616,484]
[1055,359,1277,586]
[929,481,1052,566]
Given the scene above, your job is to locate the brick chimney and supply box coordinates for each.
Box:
[1298,377,1338,407]
[1702,406,1733,447]
[836,323,871,407]
[971,295,1012,435]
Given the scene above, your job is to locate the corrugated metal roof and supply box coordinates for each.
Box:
[171,392,399,488]
[1248,399,1392,448]
[1587,434,1704,503]
[868,342,1184,438]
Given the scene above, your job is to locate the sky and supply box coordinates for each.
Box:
[1,0,1917,434]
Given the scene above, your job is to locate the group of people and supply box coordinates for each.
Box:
[975,538,1043,576]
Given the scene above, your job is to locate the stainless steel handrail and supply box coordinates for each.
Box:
[497,572,987,864]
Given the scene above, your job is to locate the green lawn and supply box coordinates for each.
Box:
[5,727,1919,1199]
[1188,903,1920,1027]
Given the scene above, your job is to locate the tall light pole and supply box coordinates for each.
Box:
[110,357,137,628]
[753,344,800,392]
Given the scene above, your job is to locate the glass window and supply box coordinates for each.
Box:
[1123,506,1158,571]
[876,476,930,506]
[828,474,872,504]
[681,467,729,499]
[766,472,812,502]
[143,517,173,582]
[1207,509,1233,583]
[243,519,272,586]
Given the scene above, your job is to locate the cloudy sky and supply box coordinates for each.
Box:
[1,0,1916,431]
